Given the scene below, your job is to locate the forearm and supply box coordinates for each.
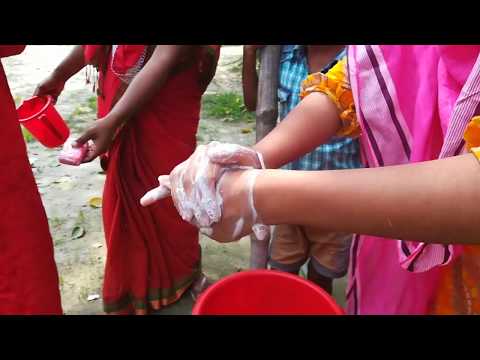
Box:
[242,46,259,112]
[106,45,190,128]
[253,92,341,169]
[255,154,480,244]
[51,45,87,82]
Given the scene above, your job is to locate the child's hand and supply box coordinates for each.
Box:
[140,141,269,241]
[207,141,265,169]
[207,168,265,242]
[168,144,224,228]
[141,145,219,226]
[140,141,264,226]
[140,176,172,206]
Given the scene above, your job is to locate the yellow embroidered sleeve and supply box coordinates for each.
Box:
[300,58,361,138]
[463,115,480,163]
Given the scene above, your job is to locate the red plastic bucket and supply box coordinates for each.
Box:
[192,270,344,315]
[17,96,70,148]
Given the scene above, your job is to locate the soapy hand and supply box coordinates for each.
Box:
[140,175,172,206]
[140,141,269,242]
[143,168,266,243]
[207,168,265,242]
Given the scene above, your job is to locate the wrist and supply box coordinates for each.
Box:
[104,104,132,128]
[252,145,273,169]
[253,169,277,224]
[101,114,122,131]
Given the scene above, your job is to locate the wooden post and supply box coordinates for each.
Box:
[250,45,281,269]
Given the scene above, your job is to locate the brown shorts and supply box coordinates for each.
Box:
[269,224,352,279]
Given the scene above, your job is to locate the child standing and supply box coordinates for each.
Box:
[242,45,362,293]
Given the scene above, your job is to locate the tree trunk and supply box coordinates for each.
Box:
[250,45,281,269]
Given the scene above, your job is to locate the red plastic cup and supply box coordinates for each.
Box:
[192,270,344,315]
[17,95,70,148]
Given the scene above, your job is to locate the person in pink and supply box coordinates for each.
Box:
[142,45,480,315]
[343,45,480,314]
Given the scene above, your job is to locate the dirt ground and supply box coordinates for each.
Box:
[3,45,346,315]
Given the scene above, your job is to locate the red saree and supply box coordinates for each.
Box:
[0,46,62,314]
[83,45,220,314]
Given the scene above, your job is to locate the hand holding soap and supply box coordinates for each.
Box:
[58,137,87,166]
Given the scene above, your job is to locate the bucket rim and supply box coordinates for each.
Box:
[192,269,345,315]
[17,95,53,123]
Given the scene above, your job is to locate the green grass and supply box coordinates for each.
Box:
[14,96,22,106]
[72,105,91,116]
[22,127,34,143]
[87,96,97,112]
[71,97,97,118]
[202,92,254,122]
[68,97,97,128]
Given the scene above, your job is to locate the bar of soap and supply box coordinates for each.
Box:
[59,138,87,166]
